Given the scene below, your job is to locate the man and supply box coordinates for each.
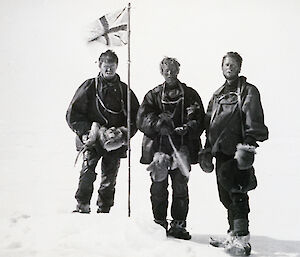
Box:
[66,50,139,214]
[200,52,268,255]
[137,57,205,240]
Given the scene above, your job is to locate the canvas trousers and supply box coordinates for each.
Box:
[150,168,189,222]
[75,147,120,209]
[215,152,250,232]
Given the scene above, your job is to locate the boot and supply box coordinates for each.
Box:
[167,220,191,240]
[225,233,251,256]
[233,219,249,236]
[209,230,234,248]
[154,219,168,230]
[97,206,110,213]
[73,203,91,214]
[225,219,251,256]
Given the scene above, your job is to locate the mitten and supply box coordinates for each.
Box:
[85,122,101,147]
[147,152,171,182]
[98,126,108,146]
[234,143,256,170]
[118,126,128,145]
[171,146,191,179]
[102,127,125,152]
[198,148,214,173]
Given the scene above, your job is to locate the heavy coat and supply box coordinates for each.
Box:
[137,81,205,164]
[66,74,139,157]
[205,76,268,156]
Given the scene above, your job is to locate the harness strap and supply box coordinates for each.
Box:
[160,83,185,150]
[237,82,245,140]
[95,77,126,115]
[210,79,245,153]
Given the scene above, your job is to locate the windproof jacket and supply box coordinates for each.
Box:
[205,76,269,156]
[137,81,205,164]
[66,74,139,156]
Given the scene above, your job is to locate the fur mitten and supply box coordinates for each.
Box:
[147,152,171,182]
[198,148,214,173]
[234,144,256,170]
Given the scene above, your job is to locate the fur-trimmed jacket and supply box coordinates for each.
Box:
[205,76,269,156]
[66,74,139,156]
[137,80,205,164]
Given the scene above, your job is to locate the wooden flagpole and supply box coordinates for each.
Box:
[127,2,131,218]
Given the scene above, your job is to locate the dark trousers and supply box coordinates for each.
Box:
[75,147,120,208]
[150,169,189,221]
[216,152,250,231]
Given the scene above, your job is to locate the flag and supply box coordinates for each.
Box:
[87,7,128,47]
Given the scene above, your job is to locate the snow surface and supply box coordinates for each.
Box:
[1,0,300,256]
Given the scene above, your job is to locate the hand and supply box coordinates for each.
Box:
[174,125,188,136]
[186,102,200,120]
[82,134,89,144]
[156,112,174,135]
[159,126,173,136]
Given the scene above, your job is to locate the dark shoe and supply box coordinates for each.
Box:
[167,220,191,240]
[73,204,91,214]
[97,207,110,213]
[154,219,168,230]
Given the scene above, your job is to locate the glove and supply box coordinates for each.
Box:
[234,143,256,170]
[174,124,188,136]
[156,112,174,135]
[198,148,214,173]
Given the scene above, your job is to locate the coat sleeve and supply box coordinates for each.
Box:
[136,90,160,139]
[185,88,206,139]
[242,85,269,143]
[203,95,214,149]
[128,89,140,138]
[66,80,92,137]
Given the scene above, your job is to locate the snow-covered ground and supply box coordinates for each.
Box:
[1,0,300,256]
[0,120,299,257]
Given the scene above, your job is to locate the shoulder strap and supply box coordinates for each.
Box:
[237,81,245,140]
[95,77,125,115]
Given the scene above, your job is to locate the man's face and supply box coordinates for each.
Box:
[222,57,240,81]
[100,61,118,80]
[161,63,179,85]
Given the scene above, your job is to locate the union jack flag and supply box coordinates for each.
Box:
[87,7,128,46]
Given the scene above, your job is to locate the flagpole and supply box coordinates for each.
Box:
[127,2,131,218]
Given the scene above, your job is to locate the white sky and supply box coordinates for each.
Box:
[0,0,299,136]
